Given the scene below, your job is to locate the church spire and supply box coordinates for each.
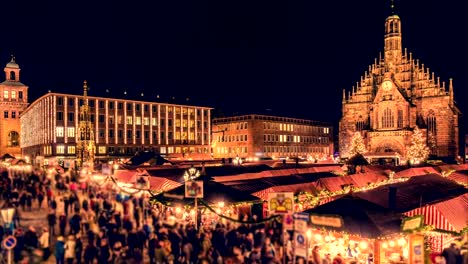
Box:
[449,78,454,106]
[83,80,88,98]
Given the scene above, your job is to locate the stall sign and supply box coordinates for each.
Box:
[185,180,204,198]
[293,213,309,232]
[293,212,309,258]
[283,214,294,231]
[410,234,425,264]
[310,214,343,228]
[294,232,307,258]
[268,192,294,215]
[102,164,111,175]
[402,215,424,232]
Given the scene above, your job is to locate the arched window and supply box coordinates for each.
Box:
[427,112,437,135]
[427,111,437,154]
[381,108,394,128]
[397,109,403,128]
[8,131,19,147]
[9,71,16,81]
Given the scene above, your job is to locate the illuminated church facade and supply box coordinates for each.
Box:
[339,12,460,163]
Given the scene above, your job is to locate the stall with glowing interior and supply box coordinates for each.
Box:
[302,195,413,264]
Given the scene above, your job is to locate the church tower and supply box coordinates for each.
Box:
[76,80,95,167]
[384,13,402,69]
[0,56,29,157]
[339,6,460,164]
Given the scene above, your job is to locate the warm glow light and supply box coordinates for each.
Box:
[190,210,195,216]
[218,201,225,208]
[175,207,182,214]
[359,241,368,250]
[325,235,332,242]
[306,229,313,240]
[382,242,388,249]
[403,248,409,258]
[389,240,395,247]
[397,237,406,246]
[338,238,345,245]
[314,234,323,241]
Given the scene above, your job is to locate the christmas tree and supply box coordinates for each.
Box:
[406,126,430,165]
[349,132,367,156]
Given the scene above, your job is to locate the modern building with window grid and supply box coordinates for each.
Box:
[20,90,212,163]
[212,114,333,161]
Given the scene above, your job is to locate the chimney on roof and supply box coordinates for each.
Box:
[388,186,398,210]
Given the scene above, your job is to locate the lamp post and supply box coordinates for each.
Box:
[184,166,201,230]
[1,207,15,264]
[1,207,16,235]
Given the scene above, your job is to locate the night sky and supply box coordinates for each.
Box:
[1,0,466,139]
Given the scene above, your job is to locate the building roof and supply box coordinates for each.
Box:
[212,114,332,126]
[5,57,19,69]
[303,195,403,238]
[355,174,467,212]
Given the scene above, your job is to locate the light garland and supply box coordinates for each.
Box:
[296,177,409,210]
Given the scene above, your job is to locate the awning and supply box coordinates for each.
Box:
[395,167,440,178]
[404,194,468,232]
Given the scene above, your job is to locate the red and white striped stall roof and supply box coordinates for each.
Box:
[404,194,468,232]
[147,177,181,192]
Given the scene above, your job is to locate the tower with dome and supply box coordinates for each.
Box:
[0,56,29,157]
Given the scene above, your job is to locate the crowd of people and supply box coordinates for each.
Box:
[1,167,467,264]
[0,168,294,264]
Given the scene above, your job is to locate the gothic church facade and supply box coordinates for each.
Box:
[339,13,460,163]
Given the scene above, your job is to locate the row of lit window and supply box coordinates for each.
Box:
[55,145,106,155]
[215,147,248,154]
[263,146,329,154]
[56,126,205,141]
[3,111,18,119]
[56,112,206,128]
[56,96,207,116]
[263,134,329,144]
[263,122,330,134]
[220,122,248,131]
[216,134,248,143]
[3,90,24,99]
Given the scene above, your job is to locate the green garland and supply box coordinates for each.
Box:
[198,199,281,225]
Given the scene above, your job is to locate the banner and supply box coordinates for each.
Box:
[268,192,294,215]
[185,181,203,198]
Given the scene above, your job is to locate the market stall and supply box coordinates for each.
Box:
[151,174,262,228]
[302,195,409,264]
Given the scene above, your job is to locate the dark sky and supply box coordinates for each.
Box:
[1,0,466,133]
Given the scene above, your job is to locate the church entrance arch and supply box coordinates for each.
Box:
[368,139,405,165]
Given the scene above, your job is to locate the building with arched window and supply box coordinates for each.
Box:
[0,57,29,158]
[339,11,460,163]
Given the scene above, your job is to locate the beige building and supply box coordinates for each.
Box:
[21,90,212,162]
[212,114,333,161]
[339,12,460,163]
[0,57,29,158]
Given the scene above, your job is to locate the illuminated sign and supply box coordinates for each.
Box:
[310,214,343,228]
[402,215,424,231]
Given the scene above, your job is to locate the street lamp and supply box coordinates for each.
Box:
[183,165,200,181]
[184,166,201,230]
[1,207,16,234]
